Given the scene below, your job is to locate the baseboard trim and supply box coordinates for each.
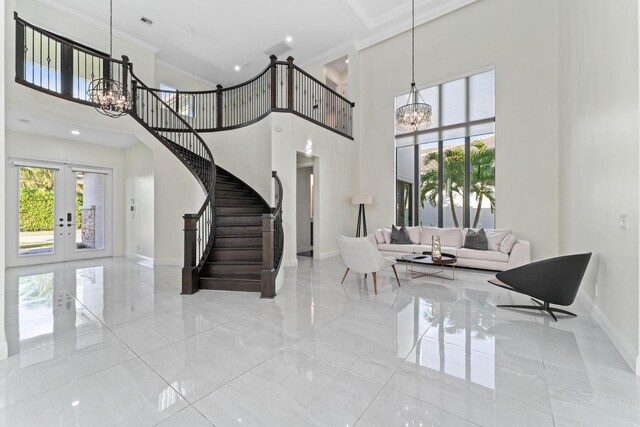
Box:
[153,258,182,267]
[297,245,313,253]
[316,249,340,260]
[577,290,639,374]
[125,252,154,268]
[283,259,298,268]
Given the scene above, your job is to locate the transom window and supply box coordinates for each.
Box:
[395,69,495,229]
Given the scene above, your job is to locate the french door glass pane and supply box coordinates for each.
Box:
[396,146,415,226]
[19,167,55,255]
[470,134,496,229]
[442,138,465,228]
[418,142,439,227]
[75,172,106,250]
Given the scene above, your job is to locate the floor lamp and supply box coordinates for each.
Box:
[352,195,373,237]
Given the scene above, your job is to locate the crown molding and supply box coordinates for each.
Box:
[356,0,478,51]
[37,0,160,53]
[298,40,356,69]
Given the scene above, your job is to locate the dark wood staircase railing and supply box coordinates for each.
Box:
[13,14,355,297]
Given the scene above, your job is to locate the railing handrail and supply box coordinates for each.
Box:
[272,171,283,218]
[291,64,355,106]
[15,12,126,64]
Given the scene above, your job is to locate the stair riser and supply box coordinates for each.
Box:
[214,237,262,248]
[199,278,261,292]
[216,198,263,206]
[202,264,262,275]
[216,226,262,236]
[216,182,244,190]
[210,250,262,261]
[216,206,266,215]
[216,216,263,226]
[215,189,252,198]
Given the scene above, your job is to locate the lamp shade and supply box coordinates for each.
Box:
[351,195,373,205]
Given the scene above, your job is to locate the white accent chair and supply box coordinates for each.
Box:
[337,235,401,294]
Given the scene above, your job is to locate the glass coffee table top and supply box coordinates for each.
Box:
[400,253,457,280]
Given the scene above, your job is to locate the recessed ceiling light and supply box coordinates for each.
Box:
[286,36,293,43]
[345,59,349,64]
[71,130,80,135]
[234,65,241,71]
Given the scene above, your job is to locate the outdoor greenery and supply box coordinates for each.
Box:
[420,139,495,228]
[19,168,83,232]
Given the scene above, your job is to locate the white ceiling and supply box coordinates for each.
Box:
[6,106,141,148]
[39,0,477,86]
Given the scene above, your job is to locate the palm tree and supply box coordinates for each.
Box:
[19,167,54,191]
[420,147,465,227]
[470,140,495,228]
[419,139,495,228]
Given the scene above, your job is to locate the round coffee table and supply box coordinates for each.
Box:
[400,253,457,280]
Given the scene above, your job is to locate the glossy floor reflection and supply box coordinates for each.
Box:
[2,256,640,426]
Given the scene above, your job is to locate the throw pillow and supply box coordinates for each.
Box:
[374,229,385,244]
[500,234,518,254]
[485,229,511,252]
[382,228,391,244]
[463,228,488,250]
[390,225,412,244]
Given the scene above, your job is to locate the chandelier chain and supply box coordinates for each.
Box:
[109,0,113,57]
[411,0,415,85]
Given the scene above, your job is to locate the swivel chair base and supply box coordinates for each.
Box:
[498,298,577,322]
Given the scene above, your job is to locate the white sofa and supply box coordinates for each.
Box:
[369,226,530,271]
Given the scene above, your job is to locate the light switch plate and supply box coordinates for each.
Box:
[619,214,629,230]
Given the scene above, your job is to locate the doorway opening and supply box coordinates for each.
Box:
[6,158,113,267]
[296,153,318,258]
[323,55,349,99]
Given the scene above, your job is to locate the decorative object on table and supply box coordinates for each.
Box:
[400,253,457,280]
[463,228,488,250]
[431,235,442,260]
[395,0,432,132]
[337,235,401,294]
[488,253,592,321]
[390,225,412,244]
[351,195,373,237]
[87,0,132,118]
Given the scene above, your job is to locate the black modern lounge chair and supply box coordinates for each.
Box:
[488,253,592,321]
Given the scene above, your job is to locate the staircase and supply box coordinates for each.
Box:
[14,13,351,298]
[201,166,270,292]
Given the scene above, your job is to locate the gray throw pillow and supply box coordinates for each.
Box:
[390,225,412,244]
[464,228,488,250]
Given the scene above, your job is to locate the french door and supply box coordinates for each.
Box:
[6,159,113,267]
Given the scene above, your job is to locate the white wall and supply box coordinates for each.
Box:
[124,142,154,261]
[558,0,640,372]
[155,61,214,91]
[0,0,7,360]
[201,118,273,202]
[271,113,358,265]
[357,0,560,260]
[4,131,126,256]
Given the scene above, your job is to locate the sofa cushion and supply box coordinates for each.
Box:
[419,227,463,247]
[406,226,421,244]
[463,228,488,250]
[374,229,385,244]
[391,225,412,244]
[457,248,508,262]
[377,244,415,254]
[500,234,518,254]
[486,229,511,252]
[382,228,391,244]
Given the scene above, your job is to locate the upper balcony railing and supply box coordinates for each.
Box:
[14,13,355,140]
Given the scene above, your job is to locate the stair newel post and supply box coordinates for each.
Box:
[215,84,223,129]
[261,213,276,298]
[269,54,277,110]
[287,56,294,111]
[182,213,199,295]
[121,55,129,95]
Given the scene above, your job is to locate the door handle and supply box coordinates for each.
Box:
[67,213,72,221]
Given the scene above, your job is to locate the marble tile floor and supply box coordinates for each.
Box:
[2,256,640,426]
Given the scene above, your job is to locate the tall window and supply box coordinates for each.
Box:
[395,70,495,229]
